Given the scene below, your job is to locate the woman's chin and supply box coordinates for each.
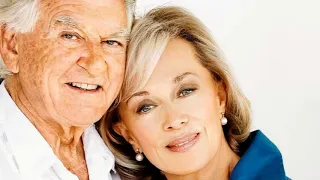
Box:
[160,138,212,176]
[163,160,208,177]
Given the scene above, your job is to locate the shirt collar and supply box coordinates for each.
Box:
[0,81,58,177]
[82,124,116,173]
[231,130,288,180]
[0,81,116,177]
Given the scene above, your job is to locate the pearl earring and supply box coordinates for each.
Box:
[221,113,228,125]
[135,148,144,162]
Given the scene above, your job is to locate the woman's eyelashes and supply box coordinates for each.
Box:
[136,104,155,114]
[135,86,198,115]
[177,86,198,98]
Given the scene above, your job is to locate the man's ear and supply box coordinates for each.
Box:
[0,25,19,73]
[216,81,227,112]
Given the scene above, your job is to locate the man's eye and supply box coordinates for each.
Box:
[62,33,78,40]
[178,88,196,97]
[104,40,122,46]
[137,104,154,114]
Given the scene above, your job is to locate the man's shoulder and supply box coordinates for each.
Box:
[0,130,21,179]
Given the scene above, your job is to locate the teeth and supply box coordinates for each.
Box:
[87,84,98,90]
[175,140,190,147]
[69,83,99,90]
[81,83,88,89]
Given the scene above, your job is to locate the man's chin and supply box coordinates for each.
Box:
[57,110,105,128]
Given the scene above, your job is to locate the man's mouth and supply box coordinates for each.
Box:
[67,82,101,91]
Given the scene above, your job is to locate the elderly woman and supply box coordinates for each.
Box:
[99,7,290,180]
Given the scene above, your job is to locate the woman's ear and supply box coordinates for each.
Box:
[113,122,142,152]
[113,122,129,140]
[216,81,227,112]
[0,25,20,73]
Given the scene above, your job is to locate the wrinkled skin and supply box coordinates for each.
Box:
[0,0,127,179]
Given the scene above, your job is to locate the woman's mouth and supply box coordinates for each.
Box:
[166,133,200,153]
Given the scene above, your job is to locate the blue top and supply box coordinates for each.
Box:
[230,130,291,180]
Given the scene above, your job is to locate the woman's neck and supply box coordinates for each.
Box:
[165,137,240,180]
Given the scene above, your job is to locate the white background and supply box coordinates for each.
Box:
[136,0,320,179]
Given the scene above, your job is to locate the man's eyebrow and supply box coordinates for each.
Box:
[52,16,129,40]
[108,29,130,41]
[53,16,79,29]
[173,72,195,84]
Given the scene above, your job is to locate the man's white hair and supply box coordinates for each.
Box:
[0,0,136,79]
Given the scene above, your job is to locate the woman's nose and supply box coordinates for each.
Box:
[163,113,189,131]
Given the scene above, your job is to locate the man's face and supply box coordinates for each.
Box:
[14,0,127,126]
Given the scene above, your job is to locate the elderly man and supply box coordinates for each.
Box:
[0,0,135,179]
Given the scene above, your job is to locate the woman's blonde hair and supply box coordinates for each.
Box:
[99,6,251,179]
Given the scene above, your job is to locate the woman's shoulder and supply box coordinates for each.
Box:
[230,130,290,180]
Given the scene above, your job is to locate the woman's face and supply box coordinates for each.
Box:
[118,38,227,175]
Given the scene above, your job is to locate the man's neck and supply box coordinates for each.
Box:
[5,77,87,160]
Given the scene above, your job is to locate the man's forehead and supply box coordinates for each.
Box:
[41,0,126,7]
[41,0,127,27]
[41,0,127,18]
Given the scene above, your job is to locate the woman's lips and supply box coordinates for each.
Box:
[166,133,200,153]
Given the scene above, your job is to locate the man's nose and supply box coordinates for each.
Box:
[77,45,108,75]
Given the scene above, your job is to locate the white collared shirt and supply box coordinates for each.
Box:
[0,81,120,180]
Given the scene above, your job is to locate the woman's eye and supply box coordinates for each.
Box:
[104,40,122,46]
[178,88,196,97]
[137,104,154,114]
[62,33,79,40]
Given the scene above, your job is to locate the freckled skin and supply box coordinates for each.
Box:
[2,0,127,179]
[15,0,127,126]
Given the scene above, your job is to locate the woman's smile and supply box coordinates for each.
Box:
[166,133,201,153]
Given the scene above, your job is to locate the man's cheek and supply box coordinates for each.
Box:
[109,62,125,79]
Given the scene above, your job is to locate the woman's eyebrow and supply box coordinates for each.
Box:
[127,72,197,104]
[127,91,149,104]
[173,72,196,84]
